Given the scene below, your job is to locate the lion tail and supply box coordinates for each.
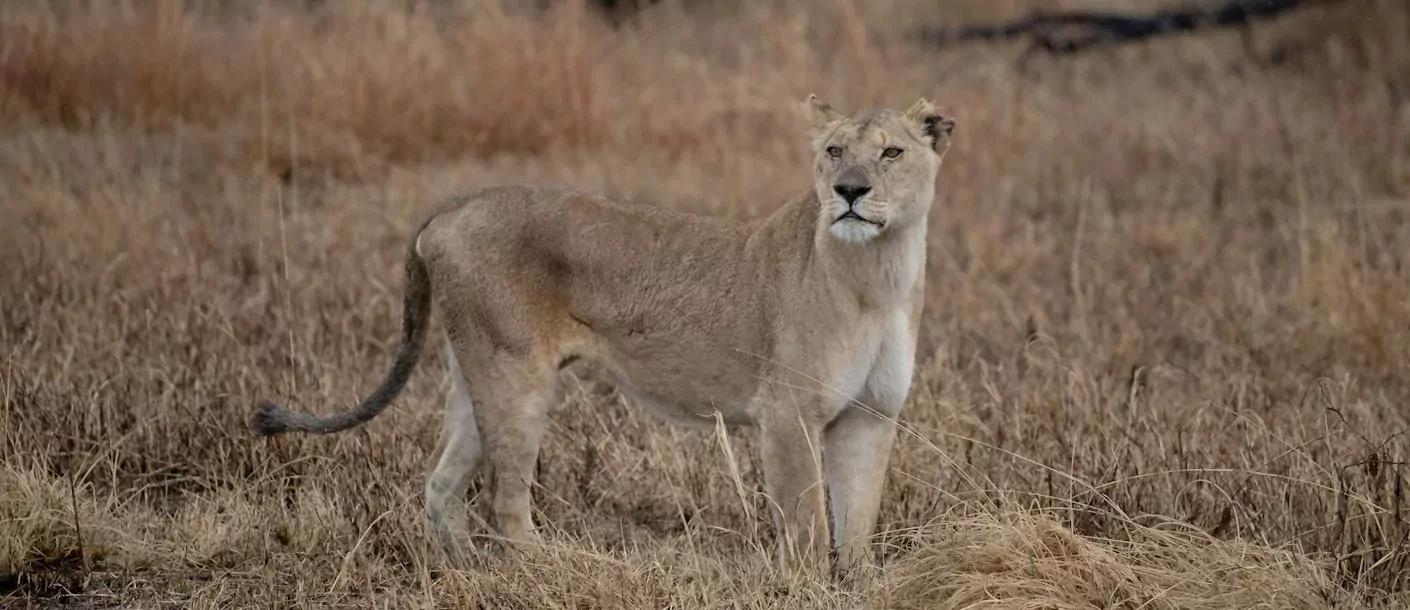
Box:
[251,221,435,437]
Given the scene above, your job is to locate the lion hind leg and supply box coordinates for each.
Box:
[465,349,561,551]
[425,338,485,565]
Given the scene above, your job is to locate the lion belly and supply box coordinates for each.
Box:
[619,386,756,429]
[574,341,762,429]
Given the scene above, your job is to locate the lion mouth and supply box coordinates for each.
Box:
[835,210,882,226]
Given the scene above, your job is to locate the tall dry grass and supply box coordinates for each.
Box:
[2,0,1409,607]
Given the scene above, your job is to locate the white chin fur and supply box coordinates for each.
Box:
[829,219,882,243]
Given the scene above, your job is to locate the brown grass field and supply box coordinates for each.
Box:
[3,0,1409,607]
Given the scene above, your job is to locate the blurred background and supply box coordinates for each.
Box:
[2,0,1408,607]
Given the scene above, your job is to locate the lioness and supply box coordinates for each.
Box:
[252,95,956,579]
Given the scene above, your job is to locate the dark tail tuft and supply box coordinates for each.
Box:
[251,401,293,436]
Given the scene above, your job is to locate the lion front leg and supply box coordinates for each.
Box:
[758,406,831,579]
[824,406,899,582]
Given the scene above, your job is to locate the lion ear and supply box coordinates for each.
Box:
[804,94,843,132]
[904,97,955,151]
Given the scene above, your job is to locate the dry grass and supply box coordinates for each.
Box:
[3,0,1409,607]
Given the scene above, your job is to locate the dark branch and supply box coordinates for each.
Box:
[915,0,1341,55]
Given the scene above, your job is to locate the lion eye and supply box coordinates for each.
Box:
[882,147,903,159]
[826,146,843,159]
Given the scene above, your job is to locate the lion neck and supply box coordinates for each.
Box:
[812,210,927,310]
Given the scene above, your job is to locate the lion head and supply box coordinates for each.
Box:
[804,95,955,244]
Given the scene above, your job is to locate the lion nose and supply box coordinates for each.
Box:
[833,182,871,205]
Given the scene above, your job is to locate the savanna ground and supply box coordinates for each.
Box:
[2,0,1409,607]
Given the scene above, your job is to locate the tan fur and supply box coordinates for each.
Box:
[252,95,957,580]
